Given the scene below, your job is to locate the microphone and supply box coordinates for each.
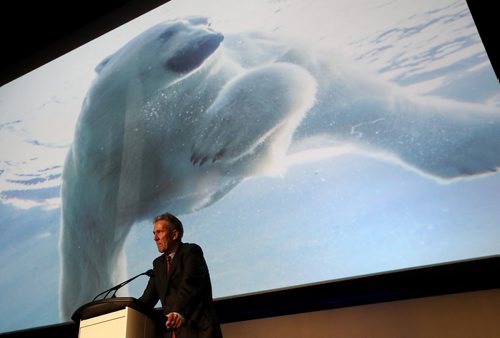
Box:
[92,269,154,301]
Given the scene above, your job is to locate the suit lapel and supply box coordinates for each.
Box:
[152,253,167,304]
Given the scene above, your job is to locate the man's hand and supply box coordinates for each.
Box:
[166,312,185,330]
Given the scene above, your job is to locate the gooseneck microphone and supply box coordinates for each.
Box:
[92,269,154,301]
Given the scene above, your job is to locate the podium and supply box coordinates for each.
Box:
[72,297,160,338]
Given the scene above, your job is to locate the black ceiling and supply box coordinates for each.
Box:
[0,1,497,86]
[0,0,168,85]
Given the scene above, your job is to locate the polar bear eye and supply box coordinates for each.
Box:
[159,30,175,42]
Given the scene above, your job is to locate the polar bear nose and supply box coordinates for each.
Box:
[166,32,224,74]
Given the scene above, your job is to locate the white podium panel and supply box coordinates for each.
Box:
[79,306,156,338]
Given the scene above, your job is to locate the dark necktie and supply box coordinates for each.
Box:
[166,255,172,273]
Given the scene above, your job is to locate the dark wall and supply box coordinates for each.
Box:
[0,0,169,86]
[466,2,499,81]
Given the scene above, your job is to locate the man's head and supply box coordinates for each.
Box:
[153,212,184,254]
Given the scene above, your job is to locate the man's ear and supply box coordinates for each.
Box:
[171,229,180,241]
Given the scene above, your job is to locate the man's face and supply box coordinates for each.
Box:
[153,220,179,254]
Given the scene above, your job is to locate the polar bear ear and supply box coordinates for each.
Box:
[184,15,209,25]
[95,54,115,74]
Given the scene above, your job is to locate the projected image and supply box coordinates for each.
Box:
[1,0,499,332]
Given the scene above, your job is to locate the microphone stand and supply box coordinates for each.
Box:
[92,269,154,301]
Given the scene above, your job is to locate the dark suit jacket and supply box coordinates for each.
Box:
[139,242,223,338]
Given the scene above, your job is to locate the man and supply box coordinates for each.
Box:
[139,212,223,338]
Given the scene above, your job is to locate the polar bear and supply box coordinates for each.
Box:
[59,16,500,319]
[59,16,317,319]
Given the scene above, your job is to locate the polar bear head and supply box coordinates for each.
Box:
[92,16,224,95]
